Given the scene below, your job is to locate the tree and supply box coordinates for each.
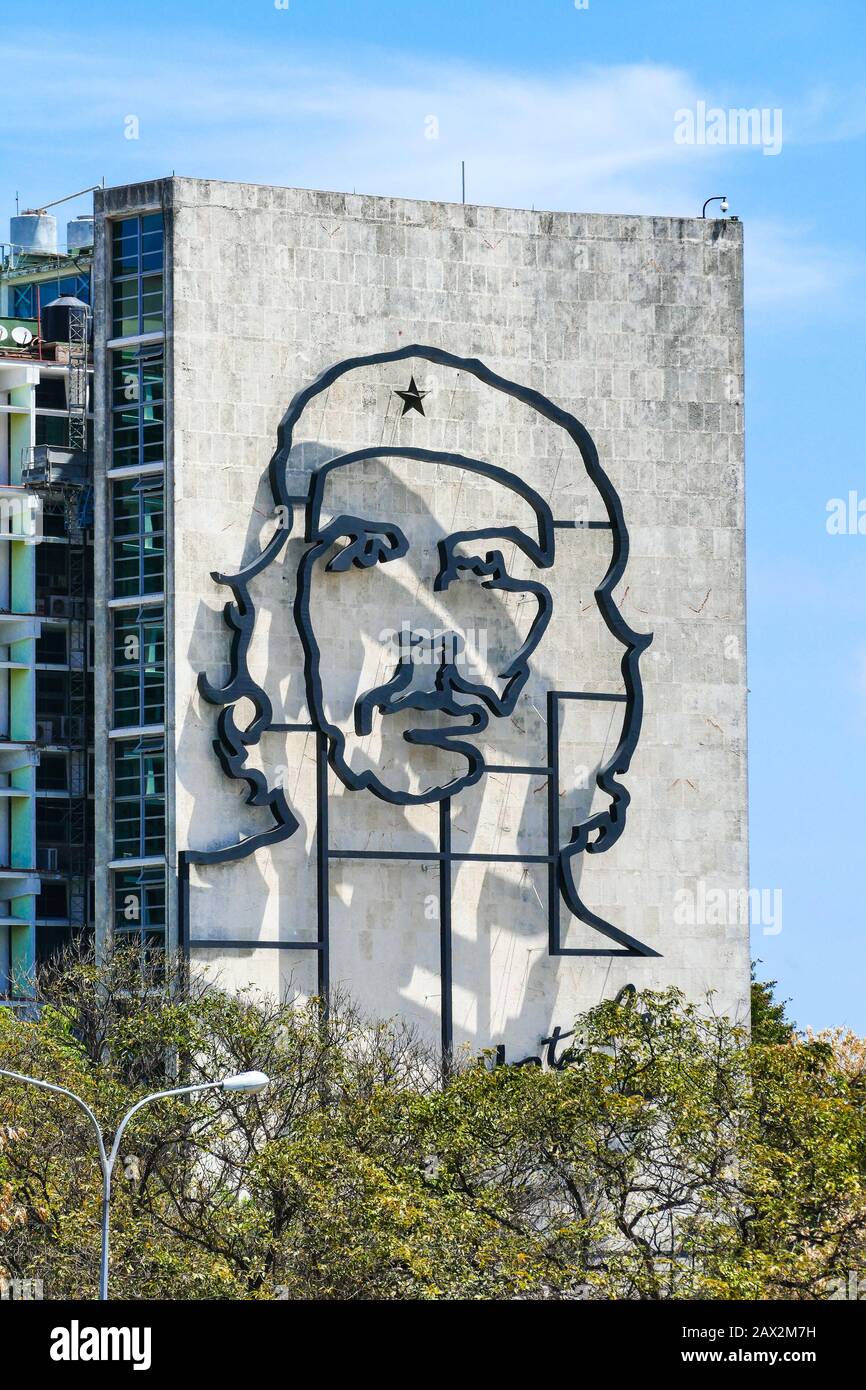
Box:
[750,961,796,1045]
[0,943,863,1300]
[0,1122,27,1284]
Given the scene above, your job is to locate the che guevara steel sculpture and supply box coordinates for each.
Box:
[186,346,656,1054]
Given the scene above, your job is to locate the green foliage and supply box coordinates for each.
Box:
[0,946,863,1300]
[750,961,797,1046]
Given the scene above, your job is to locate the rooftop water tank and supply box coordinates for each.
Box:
[10,212,58,255]
[41,295,90,345]
[66,216,94,251]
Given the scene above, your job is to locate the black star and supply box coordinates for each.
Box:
[394,375,429,417]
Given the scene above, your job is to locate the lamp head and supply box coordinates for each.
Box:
[222,1070,270,1094]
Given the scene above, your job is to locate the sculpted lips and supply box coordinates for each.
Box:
[386,695,490,753]
[353,654,485,735]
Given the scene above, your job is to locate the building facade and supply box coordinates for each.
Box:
[7,176,750,1058]
[0,216,94,997]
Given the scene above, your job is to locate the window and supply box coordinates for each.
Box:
[36,882,68,920]
[36,799,70,845]
[113,738,165,858]
[36,753,68,792]
[111,477,164,597]
[35,377,67,411]
[111,347,164,470]
[113,606,165,728]
[35,415,69,448]
[35,926,79,964]
[113,867,166,948]
[40,505,67,540]
[12,274,90,320]
[111,214,163,337]
[36,543,69,597]
[36,625,68,665]
[11,285,34,318]
[36,671,68,722]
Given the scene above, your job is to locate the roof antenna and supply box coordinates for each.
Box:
[461,161,466,205]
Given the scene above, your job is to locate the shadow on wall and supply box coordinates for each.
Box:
[177,442,623,1042]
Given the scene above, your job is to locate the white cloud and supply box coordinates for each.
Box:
[0,32,860,312]
[0,41,706,210]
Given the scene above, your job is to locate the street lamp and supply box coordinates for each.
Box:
[0,1067,269,1299]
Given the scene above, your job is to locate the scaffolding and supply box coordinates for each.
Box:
[66,301,88,455]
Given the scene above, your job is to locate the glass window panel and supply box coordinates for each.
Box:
[112,607,165,728]
[112,220,138,266]
[12,284,35,317]
[113,741,165,858]
[114,867,166,937]
[11,276,89,321]
[110,216,165,335]
[114,673,140,726]
[113,313,139,340]
[113,365,140,407]
[35,415,69,448]
[140,244,164,276]
[111,349,164,468]
[111,479,164,596]
[141,360,163,402]
[140,275,164,334]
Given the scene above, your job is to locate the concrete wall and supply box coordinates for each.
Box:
[130,177,747,1056]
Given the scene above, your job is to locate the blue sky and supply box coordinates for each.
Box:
[2,0,864,1030]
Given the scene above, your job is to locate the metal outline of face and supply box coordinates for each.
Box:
[190,344,656,965]
[296,447,555,806]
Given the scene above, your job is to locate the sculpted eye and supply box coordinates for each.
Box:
[435,549,506,591]
[324,522,409,572]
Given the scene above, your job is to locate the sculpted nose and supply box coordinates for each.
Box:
[404,627,463,673]
[432,629,464,669]
[394,627,464,693]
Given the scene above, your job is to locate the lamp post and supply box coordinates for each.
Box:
[0,1067,269,1300]
[701,195,729,218]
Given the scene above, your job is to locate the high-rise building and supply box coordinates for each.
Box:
[4,177,750,1058]
[0,210,94,997]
